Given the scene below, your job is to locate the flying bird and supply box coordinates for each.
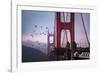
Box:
[46,27,48,29]
[34,25,37,28]
[33,30,35,32]
[40,26,42,29]
[30,34,33,37]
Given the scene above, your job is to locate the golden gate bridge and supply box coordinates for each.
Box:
[47,12,90,60]
[30,12,90,61]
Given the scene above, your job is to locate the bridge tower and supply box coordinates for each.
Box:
[47,31,55,56]
[55,12,75,59]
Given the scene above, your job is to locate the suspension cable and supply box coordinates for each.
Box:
[63,12,68,41]
[53,13,56,46]
[61,12,68,46]
[81,13,90,47]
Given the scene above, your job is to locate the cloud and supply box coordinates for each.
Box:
[22,34,47,43]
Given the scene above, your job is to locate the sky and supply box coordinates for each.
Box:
[22,10,90,54]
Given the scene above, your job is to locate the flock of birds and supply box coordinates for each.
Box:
[30,25,49,37]
[30,25,49,47]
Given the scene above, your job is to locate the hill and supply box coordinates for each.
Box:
[22,45,48,62]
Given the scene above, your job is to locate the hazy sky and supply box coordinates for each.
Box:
[22,10,90,54]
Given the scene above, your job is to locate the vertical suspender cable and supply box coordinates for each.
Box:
[81,13,90,47]
[61,12,68,47]
[54,13,56,47]
[63,12,68,42]
[66,12,69,42]
[61,12,66,46]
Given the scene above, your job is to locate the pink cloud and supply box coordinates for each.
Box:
[22,34,47,43]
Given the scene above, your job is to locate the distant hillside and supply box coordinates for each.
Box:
[22,45,48,62]
[22,41,48,54]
